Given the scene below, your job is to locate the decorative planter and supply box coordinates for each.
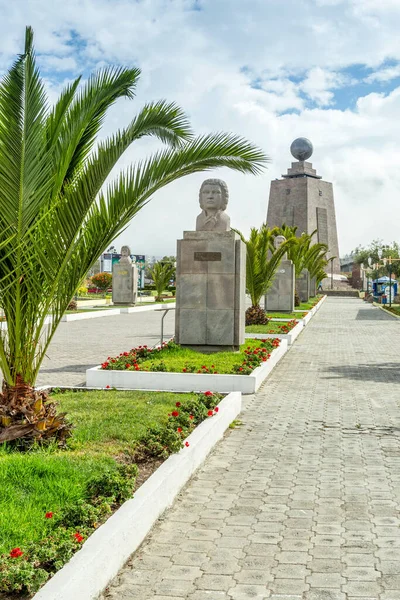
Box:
[32,391,241,600]
[86,341,288,394]
[245,320,304,345]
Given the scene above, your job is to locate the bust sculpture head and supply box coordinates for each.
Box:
[119,245,132,264]
[274,235,286,249]
[196,178,230,232]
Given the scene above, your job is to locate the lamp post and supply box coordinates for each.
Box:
[331,257,334,290]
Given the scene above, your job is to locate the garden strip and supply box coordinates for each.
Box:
[245,320,304,346]
[86,339,288,393]
[31,391,241,600]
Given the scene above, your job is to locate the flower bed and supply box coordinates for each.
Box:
[0,389,223,598]
[245,319,298,335]
[87,338,288,394]
[100,338,280,376]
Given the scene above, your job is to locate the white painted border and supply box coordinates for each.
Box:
[245,320,304,345]
[61,303,176,321]
[86,341,288,394]
[32,391,242,600]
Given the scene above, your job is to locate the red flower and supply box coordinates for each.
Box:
[105,385,110,389]
[176,402,181,407]
[207,410,213,417]
[171,411,179,417]
[45,512,53,519]
[189,415,194,420]
[214,407,219,413]
[74,532,84,543]
[177,427,182,433]
[10,547,23,558]
[126,363,131,368]
[204,391,213,397]
[182,368,187,373]
[185,441,190,447]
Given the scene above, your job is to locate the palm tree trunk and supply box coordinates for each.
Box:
[0,376,71,445]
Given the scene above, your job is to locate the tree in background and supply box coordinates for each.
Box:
[0,27,268,445]
[235,224,293,325]
[352,240,400,279]
[149,261,176,301]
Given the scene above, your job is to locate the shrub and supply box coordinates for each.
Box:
[90,272,112,293]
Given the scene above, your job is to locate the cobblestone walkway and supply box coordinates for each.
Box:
[102,298,400,600]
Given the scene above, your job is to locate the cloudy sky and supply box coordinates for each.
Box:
[1,0,400,258]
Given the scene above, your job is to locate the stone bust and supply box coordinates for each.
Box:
[196,178,230,232]
[274,235,288,260]
[119,245,132,264]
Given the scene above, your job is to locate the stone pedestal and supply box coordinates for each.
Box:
[296,269,310,303]
[112,263,138,305]
[310,277,317,297]
[265,260,295,313]
[175,230,245,351]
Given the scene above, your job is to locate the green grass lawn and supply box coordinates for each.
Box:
[0,390,195,555]
[266,311,307,319]
[246,320,298,334]
[382,305,400,317]
[132,339,277,374]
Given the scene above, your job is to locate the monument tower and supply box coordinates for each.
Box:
[266,138,340,273]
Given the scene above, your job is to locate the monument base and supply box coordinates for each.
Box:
[112,263,138,305]
[296,269,310,303]
[265,259,295,313]
[184,344,241,354]
[175,230,246,351]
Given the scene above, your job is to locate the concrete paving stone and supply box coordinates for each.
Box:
[172,553,209,567]
[312,524,345,535]
[274,552,311,564]
[306,573,345,588]
[280,539,312,552]
[381,575,400,589]
[201,560,239,575]
[215,537,250,549]
[155,579,196,596]
[269,578,309,594]
[342,582,383,596]
[234,570,274,585]
[272,564,311,579]
[188,592,229,600]
[303,590,346,600]
[180,540,217,553]
[195,574,236,591]
[343,567,381,580]
[239,555,277,570]
[162,566,202,580]
[379,562,400,575]
[134,555,173,570]
[282,529,313,539]
[308,560,342,573]
[186,529,221,541]
[243,543,277,556]
[228,584,271,599]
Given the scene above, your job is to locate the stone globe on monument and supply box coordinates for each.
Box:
[266,138,340,274]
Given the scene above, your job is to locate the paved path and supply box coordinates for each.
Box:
[37,309,175,387]
[101,298,400,600]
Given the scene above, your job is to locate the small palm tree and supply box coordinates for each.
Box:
[0,27,268,445]
[235,224,293,325]
[149,261,175,302]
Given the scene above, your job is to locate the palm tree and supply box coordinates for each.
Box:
[0,27,268,444]
[149,261,175,302]
[235,224,293,325]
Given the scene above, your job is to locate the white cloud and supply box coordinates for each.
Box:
[365,64,400,83]
[300,67,346,106]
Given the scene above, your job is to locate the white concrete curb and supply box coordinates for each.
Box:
[86,341,288,394]
[61,303,176,321]
[245,320,304,345]
[32,391,242,600]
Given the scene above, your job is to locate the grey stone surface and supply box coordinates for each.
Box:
[265,259,295,312]
[296,268,310,303]
[175,229,245,349]
[112,248,138,305]
[266,150,340,273]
